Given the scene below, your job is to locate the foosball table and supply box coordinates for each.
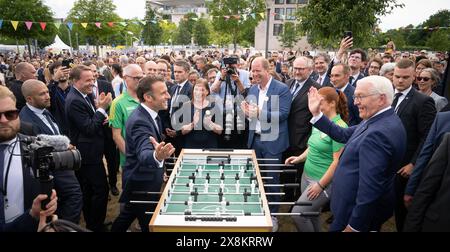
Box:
[149,149,273,232]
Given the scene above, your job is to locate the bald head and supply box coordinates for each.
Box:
[22,79,50,109]
[144,61,158,77]
[15,62,37,81]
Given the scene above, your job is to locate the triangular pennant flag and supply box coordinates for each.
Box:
[132,21,139,25]
[107,22,114,27]
[224,16,230,20]
[11,21,19,31]
[95,22,101,28]
[234,15,240,20]
[192,17,198,21]
[161,20,168,24]
[251,13,256,19]
[140,20,146,25]
[0,20,3,29]
[54,21,61,29]
[151,20,157,24]
[67,22,73,31]
[81,23,88,29]
[39,22,47,31]
[259,12,265,19]
[25,21,33,30]
[119,22,127,26]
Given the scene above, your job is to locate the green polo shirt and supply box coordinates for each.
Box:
[109,91,140,166]
[304,114,348,180]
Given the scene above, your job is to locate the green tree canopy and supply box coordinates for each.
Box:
[296,0,404,48]
[142,2,162,46]
[174,13,197,45]
[207,0,265,51]
[0,0,57,53]
[278,22,301,49]
[193,18,211,46]
[426,30,450,51]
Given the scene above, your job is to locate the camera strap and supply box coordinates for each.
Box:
[1,140,17,198]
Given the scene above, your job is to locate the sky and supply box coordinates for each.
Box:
[44,0,448,31]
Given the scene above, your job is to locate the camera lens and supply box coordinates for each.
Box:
[52,150,82,171]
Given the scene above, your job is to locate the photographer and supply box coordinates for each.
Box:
[0,85,58,232]
[210,56,250,148]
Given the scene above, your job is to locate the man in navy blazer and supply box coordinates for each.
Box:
[65,65,112,231]
[404,111,450,207]
[241,57,291,230]
[111,76,174,232]
[308,76,407,231]
[19,80,82,224]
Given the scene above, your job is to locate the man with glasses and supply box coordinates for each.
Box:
[347,49,367,87]
[308,75,407,232]
[391,59,436,232]
[155,59,173,89]
[144,61,158,78]
[330,63,361,126]
[0,85,58,232]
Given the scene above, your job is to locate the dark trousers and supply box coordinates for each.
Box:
[104,127,119,188]
[252,135,282,213]
[281,148,304,202]
[394,174,409,232]
[76,163,109,232]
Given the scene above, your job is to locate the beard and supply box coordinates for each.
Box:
[0,124,19,142]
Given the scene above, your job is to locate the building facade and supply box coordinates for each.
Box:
[147,0,208,25]
[255,0,311,51]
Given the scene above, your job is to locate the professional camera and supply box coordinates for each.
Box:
[21,135,81,208]
[223,57,239,76]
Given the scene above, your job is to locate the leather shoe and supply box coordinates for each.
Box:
[110,186,120,196]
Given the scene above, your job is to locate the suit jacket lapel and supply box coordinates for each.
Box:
[396,89,414,116]
[25,107,53,135]
[139,105,162,142]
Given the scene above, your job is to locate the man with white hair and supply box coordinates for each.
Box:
[308,75,407,232]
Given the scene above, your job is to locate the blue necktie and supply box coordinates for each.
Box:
[291,81,301,100]
[43,110,59,135]
[0,144,7,225]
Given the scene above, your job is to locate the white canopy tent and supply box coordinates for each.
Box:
[45,35,71,53]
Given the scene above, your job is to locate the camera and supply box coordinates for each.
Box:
[223,57,239,76]
[21,135,81,208]
[62,58,74,68]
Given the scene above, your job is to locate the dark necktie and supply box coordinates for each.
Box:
[43,110,59,135]
[84,96,95,112]
[155,115,162,138]
[0,144,8,224]
[349,76,354,86]
[170,85,181,115]
[391,93,403,113]
[291,81,301,100]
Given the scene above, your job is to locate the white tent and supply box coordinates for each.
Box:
[46,35,71,52]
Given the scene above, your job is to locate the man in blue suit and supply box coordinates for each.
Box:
[404,111,450,207]
[19,79,82,224]
[308,75,407,231]
[111,76,175,232]
[241,57,292,231]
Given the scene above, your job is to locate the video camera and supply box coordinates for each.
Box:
[223,56,239,75]
[21,135,81,208]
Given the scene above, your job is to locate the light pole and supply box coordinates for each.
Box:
[265,8,270,59]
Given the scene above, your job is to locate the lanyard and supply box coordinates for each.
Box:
[2,140,18,197]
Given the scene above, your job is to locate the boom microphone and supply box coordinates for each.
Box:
[36,134,71,151]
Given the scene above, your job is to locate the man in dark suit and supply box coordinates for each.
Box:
[111,76,175,232]
[8,62,37,111]
[0,85,58,232]
[65,65,112,232]
[330,64,362,126]
[311,53,333,87]
[403,132,450,232]
[84,61,120,196]
[391,59,436,232]
[284,57,320,201]
[348,49,367,87]
[404,111,450,207]
[308,76,407,231]
[241,57,292,231]
[160,60,193,154]
[19,79,82,223]
[48,61,71,136]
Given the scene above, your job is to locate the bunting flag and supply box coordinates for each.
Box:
[95,22,101,28]
[107,22,114,27]
[11,21,19,31]
[66,22,73,31]
[81,22,88,29]
[54,21,61,30]
[140,20,146,25]
[0,20,3,29]
[151,20,157,24]
[259,12,265,19]
[250,13,256,19]
[119,22,127,26]
[39,22,47,31]
[25,21,33,30]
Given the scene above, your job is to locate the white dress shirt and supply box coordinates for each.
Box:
[255,77,272,134]
[26,104,60,134]
[140,103,164,168]
[394,85,413,111]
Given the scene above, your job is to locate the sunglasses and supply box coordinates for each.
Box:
[417,77,431,82]
[0,110,19,121]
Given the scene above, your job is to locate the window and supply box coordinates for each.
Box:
[275,0,285,4]
[298,0,308,4]
[286,8,296,20]
[286,0,297,4]
[273,24,283,36]
[274,8,285,20]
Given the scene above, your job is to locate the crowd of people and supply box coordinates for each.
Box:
[0,36,449,232]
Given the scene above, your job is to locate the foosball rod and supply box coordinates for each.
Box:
[165,157,281,161]
[164,162,293,167]
[263,183,300,188]
[259,169,298,173]
[271,212,320,217]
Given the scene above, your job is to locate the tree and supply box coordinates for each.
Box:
[174,13,197,45]
[426,29,450,51]
[142,2,162,46]
[278,22,300,49]
[207,0,265,51]
[296,0,404,48]
[193,18,211,46]
[67,0,122,54]
[160,21,177,44]
[0,0,57,54]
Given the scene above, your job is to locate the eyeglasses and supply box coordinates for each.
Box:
[0,110,19,121]
[352,93,380,101]
[293,67,307,71]
[126,75,143,81]
[416,77,431,82]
